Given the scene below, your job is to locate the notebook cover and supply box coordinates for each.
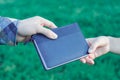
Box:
[32,23,89,70]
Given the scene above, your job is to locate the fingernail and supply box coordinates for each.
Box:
[51,34,58,39]
[89,59,94,65]
[54,25,58,28]
[88,49,93,53]
[83,60,86,63]
[80,59,86,63]
[89,60,94,65]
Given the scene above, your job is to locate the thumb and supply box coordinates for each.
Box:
[88,41,99,54]
[88,36,108,56]
[88,38,103,54]
[39,27,58,39]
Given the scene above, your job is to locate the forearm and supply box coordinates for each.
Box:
[109,37,120,54]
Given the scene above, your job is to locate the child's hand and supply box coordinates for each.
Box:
[16,16,58,42]
[80,36,110,65]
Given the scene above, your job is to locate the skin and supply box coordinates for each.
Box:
[80,36,120,65]
[16,16,120,65]
[16,16,58,42]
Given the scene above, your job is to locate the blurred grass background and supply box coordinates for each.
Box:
[0,0,120,80]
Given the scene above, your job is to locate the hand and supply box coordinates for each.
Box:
[80,36,110,65]
[16,16,58,42]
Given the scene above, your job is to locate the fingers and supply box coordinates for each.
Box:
[88,38,103,54]
[88,53,96,59]
[32,16,58,39]
[80,55,95,65]
[42,21,57,29]
[85,57,94,65]
[38,17,57,28]
[39,27,58,39]
[86,38,95,46]
[80,38,96,65]
[88,36,109,57]
[86,39,91,46]
[80,58,86,63]
[80,37,109,65]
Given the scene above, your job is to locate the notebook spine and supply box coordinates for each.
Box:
[32,39,48,70]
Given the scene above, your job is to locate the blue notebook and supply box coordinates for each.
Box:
[32,23,89,70]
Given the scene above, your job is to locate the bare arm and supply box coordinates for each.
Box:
[80,36,120,65]
[109,37,120,54]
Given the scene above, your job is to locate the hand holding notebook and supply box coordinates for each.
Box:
[32,23,89,70]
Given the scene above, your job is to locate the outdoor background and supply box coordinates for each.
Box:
[0,0,120,80]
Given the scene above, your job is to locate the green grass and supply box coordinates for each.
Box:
[0,0,120,80]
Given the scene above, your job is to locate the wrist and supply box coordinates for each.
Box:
[107,36,113,53]
[16,20,26,42]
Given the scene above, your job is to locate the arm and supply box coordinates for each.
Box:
[80,36,120,65]
[16,16,58,42]
[0,16,18,45]
[0,16,58,45]
[109,37,120,54]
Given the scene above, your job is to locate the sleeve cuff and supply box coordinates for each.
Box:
[0,17,19,45]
